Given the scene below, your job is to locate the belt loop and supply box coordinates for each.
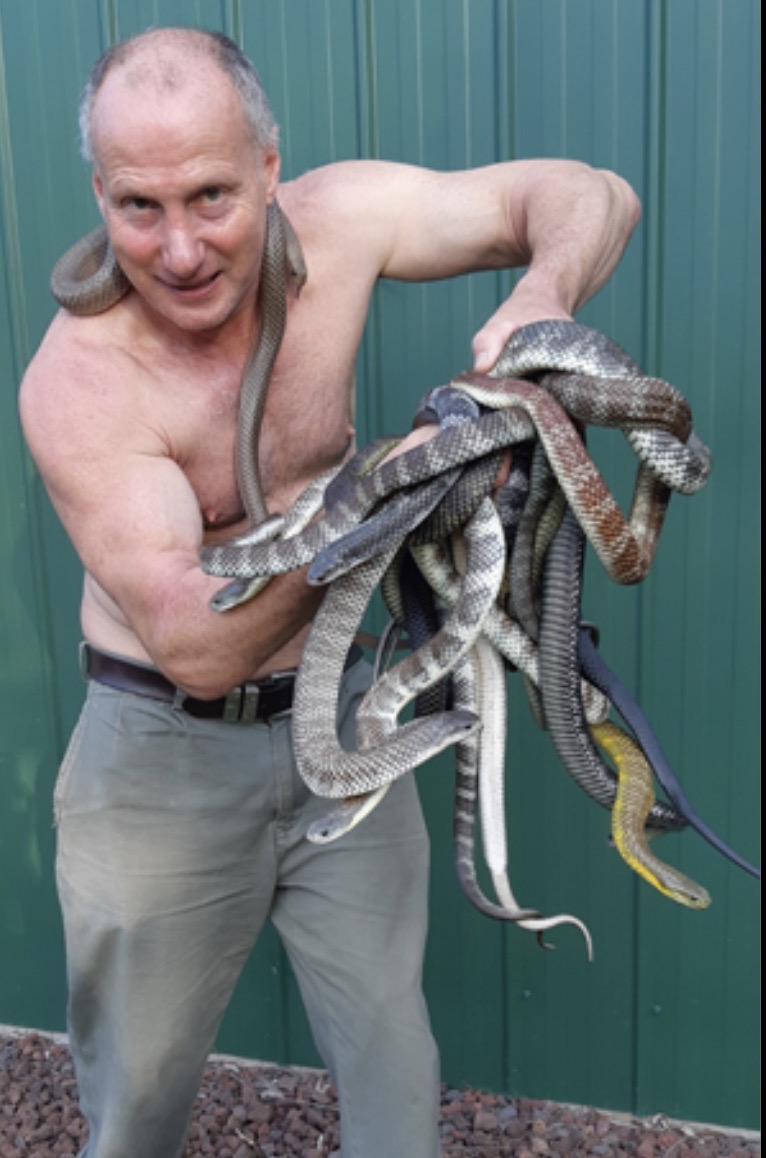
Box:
[239,682,260,725]
[223,686,243,723]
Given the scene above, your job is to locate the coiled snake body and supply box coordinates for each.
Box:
[51,215,759,950]
[50,200,306,526]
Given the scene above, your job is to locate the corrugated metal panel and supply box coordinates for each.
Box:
[0,0,89,1038]
[0,0,758,1128]
[634,0,761,1123]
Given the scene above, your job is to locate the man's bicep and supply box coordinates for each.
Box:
[44,441,205,615]
[374,163,526,282]
[295,161,519,285]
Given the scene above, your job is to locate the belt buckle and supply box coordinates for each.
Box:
[223,681,260,724]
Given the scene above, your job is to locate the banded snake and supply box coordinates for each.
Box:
[50,216,759,951]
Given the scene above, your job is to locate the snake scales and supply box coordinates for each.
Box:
[50,200,306,525]
[51,215,759,951]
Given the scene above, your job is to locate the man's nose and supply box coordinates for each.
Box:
[161,218,205,278]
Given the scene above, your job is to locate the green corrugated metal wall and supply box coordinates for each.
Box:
[0,0,759,1130]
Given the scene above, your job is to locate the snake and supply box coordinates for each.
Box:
[410,530,611,728]
[579,629,761,879]
[354,498,506,738]
[307,467,463,586]
[210,458,348,612]
[50,217,750,926]
[504,441,562,638]
[540,506,686,828]
[304,359,697,592]
[292,543,481,797]
[308,499,506,845]
[488,320,712,496]
[287,321,709,671]
[451,372,674,587]
[200,404,538,583]
[540,501,760,879]
[304,350,702,595]
[305,623,402,846]
[592,721,711,908]
[49,200,307,528]
[294,500,510,799]
[451,640,594,957]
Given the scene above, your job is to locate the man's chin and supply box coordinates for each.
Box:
[141,285,241,334]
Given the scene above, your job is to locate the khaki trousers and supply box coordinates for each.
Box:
[55,655,440,1157]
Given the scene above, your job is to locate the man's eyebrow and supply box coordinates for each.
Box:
[103,173,150,198]
[107,175,235,203]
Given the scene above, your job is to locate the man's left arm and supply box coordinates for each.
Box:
[375,158,641,371]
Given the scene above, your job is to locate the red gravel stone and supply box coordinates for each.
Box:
[0,1031,759,1156]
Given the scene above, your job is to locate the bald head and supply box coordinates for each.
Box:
[79,28,278,165]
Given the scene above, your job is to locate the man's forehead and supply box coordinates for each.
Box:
[99,29,219,88]
[96,46,231,106]
[91,60,248,162]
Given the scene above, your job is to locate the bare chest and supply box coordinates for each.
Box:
[162,320,357,536]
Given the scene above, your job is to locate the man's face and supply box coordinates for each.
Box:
[90,64,279,335]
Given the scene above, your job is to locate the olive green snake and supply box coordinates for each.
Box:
[592,721,711,908]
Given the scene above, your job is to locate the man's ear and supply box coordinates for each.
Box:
[263,148,281,204]
[92,170,106,217]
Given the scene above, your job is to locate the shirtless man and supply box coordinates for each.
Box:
[19,27,640,1158]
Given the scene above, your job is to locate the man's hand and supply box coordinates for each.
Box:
[465,161,640,373]
[472,299,573,373]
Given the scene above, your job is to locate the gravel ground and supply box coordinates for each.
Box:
[0,1031,759,1157]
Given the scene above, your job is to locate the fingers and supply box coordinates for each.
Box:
[471,302,573,373]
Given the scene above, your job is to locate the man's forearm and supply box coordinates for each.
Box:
[140,563,324,699]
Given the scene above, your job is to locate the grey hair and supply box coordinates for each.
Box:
[78,28,278,163]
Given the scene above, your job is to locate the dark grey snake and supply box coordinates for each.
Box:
[292,498,507,799]
[50,209,758,934]
[200,405,538,586]
[292,323,756,908]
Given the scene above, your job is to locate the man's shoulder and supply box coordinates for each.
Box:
[21,312,85,414]
[20,307,145,468]
[22,310,111,409]
[280,160,423,275]
[284,158,420,211]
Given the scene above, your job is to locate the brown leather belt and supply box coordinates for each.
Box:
[80,642,359,725]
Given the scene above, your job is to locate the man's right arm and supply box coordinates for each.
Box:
[19,332,323,698]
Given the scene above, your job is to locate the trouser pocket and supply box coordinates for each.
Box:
[53,700,89,826]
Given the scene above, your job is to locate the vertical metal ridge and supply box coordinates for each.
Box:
[641,0,666,377]
[0,10,29,377]
[228,0,242,45]
[0,4,71,776]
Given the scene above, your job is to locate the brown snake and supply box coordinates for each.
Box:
[50,213,740,936]
[453,372,676,586]
[49,201,306,525]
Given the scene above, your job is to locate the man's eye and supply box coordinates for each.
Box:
[125,196,154,212]
[201,187,224,203]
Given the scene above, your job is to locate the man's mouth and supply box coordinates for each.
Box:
[161,271,222,297]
